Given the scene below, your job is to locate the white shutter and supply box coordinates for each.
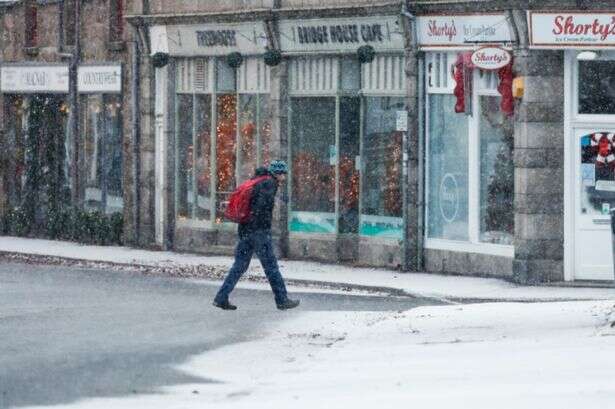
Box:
[238,57,270,94]
[289,57,338,95]
[361,54,405,95]
[426,52,457,94]
[176,58,213,94]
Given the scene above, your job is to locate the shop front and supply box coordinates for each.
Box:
[1,63,123,232]
[150,21,272,250]
[416,13,516,276]
[279,15,407,266]
[529,11,615,281]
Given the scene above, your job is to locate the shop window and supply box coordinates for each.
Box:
[25,1,37,48]
[427,94,470,241]
[109,0,124,43]
[215,94,237,221]
[578,59,615,115]
[4,96,27,208]
[479,95,514,245]
[361,97,405,239]
[83,95,124,214]
[425,52,513,248]
[237,94,270,183]
[289,56,406,238]
[174,57,270,226]
[290,97,336,234]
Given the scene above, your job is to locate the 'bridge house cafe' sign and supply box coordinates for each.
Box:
[278,16,405,54]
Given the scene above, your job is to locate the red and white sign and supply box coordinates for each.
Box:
[529,12,615,48]
[417,14,513,48]
[471,47,511,70]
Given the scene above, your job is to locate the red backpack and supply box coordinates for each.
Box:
[224,176,271,223]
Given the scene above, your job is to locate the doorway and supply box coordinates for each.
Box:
[568,50,615,280]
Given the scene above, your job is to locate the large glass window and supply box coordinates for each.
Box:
[578,59,615,115]
[176,94,194,220]
[174,58,270,225]
[290,97,336,234]
[4,96,27,208]
[427,94,469,241]
[83,94,123,214]
[479,96,514,245]
[288,56,406,239]
[361,96,405,239]
[425,53,514,249]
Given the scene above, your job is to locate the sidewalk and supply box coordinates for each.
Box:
[1,236,614,302]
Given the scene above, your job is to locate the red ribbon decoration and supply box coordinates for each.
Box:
[497,59,514,117]
[453,54,465,113]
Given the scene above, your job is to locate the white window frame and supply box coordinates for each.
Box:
[424,52,514,258]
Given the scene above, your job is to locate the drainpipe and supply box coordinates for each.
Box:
[131,23,141,245]
[401,2,422,271]
[68,0,81,207]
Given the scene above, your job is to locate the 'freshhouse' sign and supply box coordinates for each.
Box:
[529,12,615,48]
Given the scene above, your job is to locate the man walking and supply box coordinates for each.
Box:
[213,160,300,311]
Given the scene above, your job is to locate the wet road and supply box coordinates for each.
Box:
[0,262,440,408]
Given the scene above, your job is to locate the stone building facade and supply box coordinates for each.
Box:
[3,0,615,284]
[0,0,136,242]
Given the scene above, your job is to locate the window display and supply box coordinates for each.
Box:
[425,52,514,251]
[174,57,270,226]
[83,94,123,214]
[290,97,336,234]
[479,96,514,245]
[427,94,469,241]
[361,96,404,239]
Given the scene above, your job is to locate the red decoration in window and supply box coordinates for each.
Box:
[497,60,514,117]
[453,54,465,113]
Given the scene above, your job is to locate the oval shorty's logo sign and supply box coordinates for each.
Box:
[471,47,511,70]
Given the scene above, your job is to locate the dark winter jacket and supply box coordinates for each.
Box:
[238,172,278,237]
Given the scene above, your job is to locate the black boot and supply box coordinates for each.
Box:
[213,300,237,310]
[277,299,300,310]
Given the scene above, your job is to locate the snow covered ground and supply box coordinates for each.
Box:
[22,300,615,409]
[1,236,615,302]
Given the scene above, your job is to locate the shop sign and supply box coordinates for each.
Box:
[471,47,511,70]
[1,65,68,93]
[1,65,122,93]
[78,65,122,93]
[150,23,268,56]
[416,14,513,48]
[279,16,404,54]
[529,12,615,48]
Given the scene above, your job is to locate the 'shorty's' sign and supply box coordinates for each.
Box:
[416,14,513,48]
[279,16,404,53]
[529,12,615,48]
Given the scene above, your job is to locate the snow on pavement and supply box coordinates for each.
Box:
[1,236,615,301]
[22,300,615,409]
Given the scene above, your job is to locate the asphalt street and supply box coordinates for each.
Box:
[0,262,441,408]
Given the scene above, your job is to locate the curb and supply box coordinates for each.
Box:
[0,251,610,305]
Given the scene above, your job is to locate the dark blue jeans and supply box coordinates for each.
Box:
[214,229,288,306]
